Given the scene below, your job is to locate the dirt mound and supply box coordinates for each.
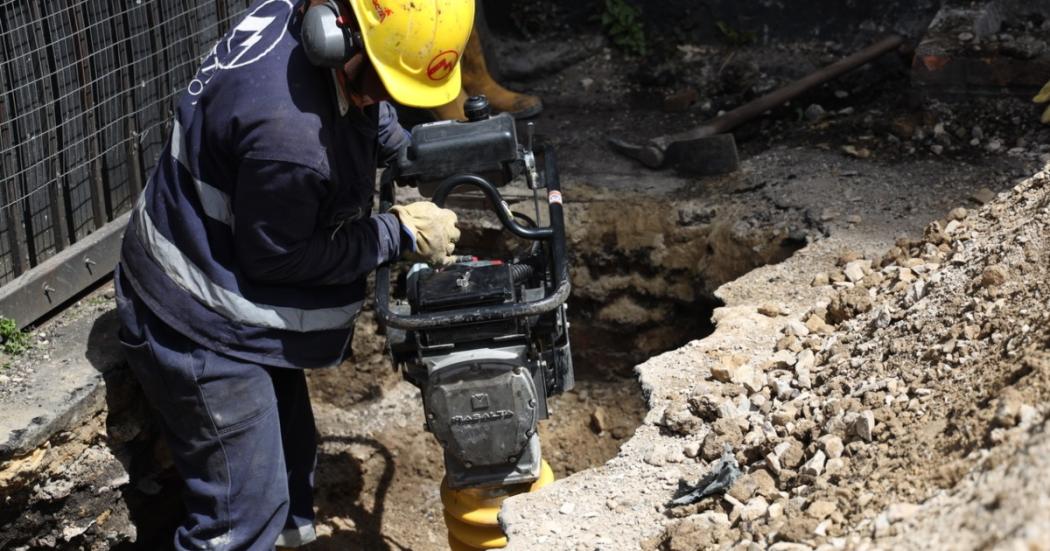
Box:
[647,172,1050,549]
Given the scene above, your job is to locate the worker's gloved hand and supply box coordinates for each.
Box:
[391,202,460,266]
[1035,80,1050,124]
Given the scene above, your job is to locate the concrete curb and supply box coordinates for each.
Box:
[0,303,125,460]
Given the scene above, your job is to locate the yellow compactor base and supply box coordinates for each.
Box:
[441,461,555,550]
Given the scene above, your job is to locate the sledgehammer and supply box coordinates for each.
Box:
[609,34,906,176]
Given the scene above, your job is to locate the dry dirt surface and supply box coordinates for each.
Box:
[306,378,645,551]
[7,13,1050,549]
[502,167,1050,550]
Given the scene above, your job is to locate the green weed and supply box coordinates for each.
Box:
[715,21,756,47]
[600,0,647,56]
[0,317,31,356]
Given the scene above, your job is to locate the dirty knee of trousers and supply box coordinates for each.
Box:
[118,275,318,550]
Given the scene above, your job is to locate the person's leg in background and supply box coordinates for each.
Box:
[432,2,543,121]
[273,368,319,547]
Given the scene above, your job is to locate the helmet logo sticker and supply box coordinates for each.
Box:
[426,50,459,81]
[371,0,393,22]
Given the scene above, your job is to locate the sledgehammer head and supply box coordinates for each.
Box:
[666,133,740,176]
[608,133,740,176]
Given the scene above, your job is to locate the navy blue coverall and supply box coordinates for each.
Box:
[115,0,409,547]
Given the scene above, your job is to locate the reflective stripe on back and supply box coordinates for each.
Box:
[131,198,359,332]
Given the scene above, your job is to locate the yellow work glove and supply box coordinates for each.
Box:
[391,202,460,266]
[1035,80,1050,124]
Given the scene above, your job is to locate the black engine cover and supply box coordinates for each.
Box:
[411,264,515,312]
[396,113,520,188]
[408,264,520,347]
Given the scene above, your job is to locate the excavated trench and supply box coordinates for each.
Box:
[300,191,808,550]
[0,186,808,550]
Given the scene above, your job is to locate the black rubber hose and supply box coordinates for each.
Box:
[512,211,537,228]
[431,174,553,241]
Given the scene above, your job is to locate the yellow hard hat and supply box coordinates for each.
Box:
[346,0,474,108]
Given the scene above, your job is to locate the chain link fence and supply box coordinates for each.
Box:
[0,0,253,322]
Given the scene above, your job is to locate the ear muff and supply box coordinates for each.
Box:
[301,0,362,68]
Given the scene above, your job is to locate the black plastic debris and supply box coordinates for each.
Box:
[669,448,742,507]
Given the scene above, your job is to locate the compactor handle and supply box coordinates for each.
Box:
[375,146,570,331]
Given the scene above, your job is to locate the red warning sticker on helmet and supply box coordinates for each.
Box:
[371,0,392,21]
[548,191,563,205]
[427,50,459,81]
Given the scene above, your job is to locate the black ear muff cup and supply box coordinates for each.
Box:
[302,0,359,68]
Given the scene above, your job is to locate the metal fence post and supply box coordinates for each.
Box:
[0,91,30,281]
[0,0,241,325]
[73,1,108,233]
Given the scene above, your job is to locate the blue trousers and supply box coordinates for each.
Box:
[115,270,317,550]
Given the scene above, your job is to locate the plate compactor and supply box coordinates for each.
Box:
[375,96,574,550]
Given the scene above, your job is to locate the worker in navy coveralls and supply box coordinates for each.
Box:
[115,0,473,547]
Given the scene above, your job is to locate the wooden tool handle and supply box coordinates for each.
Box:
[653,34,906,150]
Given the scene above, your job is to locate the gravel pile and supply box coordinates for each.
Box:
[649,170,1050,550]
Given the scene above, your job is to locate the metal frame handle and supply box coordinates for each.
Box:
[375,145,570,331]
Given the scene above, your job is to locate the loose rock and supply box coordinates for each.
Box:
[805,104,827,122]
[818,435,844,459]
[980,265,1008,288]
[949,207,968,221]
[590,407,608,434]
[844,261,867,283]
[758,303,785,317]
[800,450,827,478]
[807,500,837,520]
[778,438,805,469]
[971,187,996,205]
[739,496,770,522]
[786,320,810,337]
[853,410,876,442]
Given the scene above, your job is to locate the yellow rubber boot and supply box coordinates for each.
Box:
[461,30,543,120]
[432,89,468,121]
[1034,79,1050,124]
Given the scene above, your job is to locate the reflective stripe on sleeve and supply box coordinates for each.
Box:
[132,200,359,332]
[275,524,318,547]
[171,120,235,226]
